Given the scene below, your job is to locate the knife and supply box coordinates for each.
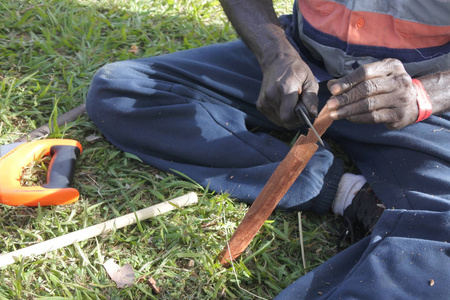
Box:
[295,103,325,147]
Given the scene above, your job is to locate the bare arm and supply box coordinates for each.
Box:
[219,0,286,66]
[220,0,319,129]
[419,70,450,115]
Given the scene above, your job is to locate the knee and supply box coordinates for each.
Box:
[86,58,160,99]
[86,62,123,124]
[86,60,142,115]
[88,61,132,95]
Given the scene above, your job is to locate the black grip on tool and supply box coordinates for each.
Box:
[295,102,312,126]
[42,145,81,189]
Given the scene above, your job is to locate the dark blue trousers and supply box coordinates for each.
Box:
[86,16,450,300]
[85,39,343,214]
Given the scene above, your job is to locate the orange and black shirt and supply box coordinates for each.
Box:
[296,0,450,77]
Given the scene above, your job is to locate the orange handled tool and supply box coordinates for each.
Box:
[0,139,82,206]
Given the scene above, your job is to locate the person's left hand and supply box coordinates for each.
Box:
[326,58,419,129]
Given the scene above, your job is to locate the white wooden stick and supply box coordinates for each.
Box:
[0,192,198,268]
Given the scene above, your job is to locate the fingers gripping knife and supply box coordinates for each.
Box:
[0,139,82,206]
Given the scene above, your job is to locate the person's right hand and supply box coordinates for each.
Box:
[257,50,319,130]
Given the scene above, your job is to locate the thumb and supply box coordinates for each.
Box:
[300,84,319,118]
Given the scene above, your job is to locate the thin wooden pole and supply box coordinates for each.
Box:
[0,192,198,268]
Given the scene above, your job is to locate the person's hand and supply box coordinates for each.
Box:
[326,58,419,129]
[257,51,319,130]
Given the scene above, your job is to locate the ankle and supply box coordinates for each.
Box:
[332,173,367,216]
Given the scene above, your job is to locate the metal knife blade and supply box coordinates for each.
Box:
[295,104,325,147]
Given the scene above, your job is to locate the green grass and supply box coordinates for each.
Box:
[0,0,346,298]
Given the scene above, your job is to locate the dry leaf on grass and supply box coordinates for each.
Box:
[129,44,139,54]
[103,259,135,288]
[85,133,102,142]
[148,277,161,294]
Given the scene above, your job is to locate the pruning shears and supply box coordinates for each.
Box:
[0,139,82,206]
